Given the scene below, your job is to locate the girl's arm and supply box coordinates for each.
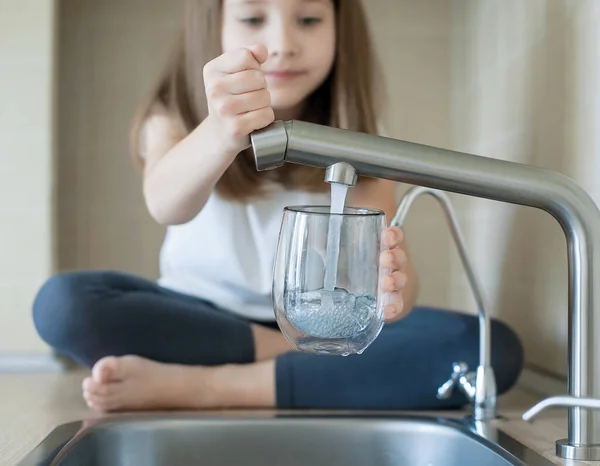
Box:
[347,178,420,320]
[141,114,238,225]
[141,45,274,225]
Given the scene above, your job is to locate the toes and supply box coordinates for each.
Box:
[83,388,101,409]
[86,355,149,412]
[92,356,125,384]
[83,389,120,412]
[84,395,110,412]
[82,389,98,407]
[82,376,114,396]
[82,375,121,411]
[82,376,93,392]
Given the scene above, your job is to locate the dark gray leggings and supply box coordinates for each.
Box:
[32,270,523,410]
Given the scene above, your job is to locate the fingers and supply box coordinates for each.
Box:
[379,228,409,322]
[212,88,271,117]
[215,69,267,95]
[383,226,404,248]
[384,293,404,320]
[237,106,276,134]
[382,270,408,292]
[204,46,265,78]
[203,46,273,154]
[248,44,268,64]
[216,106,275,147]
[380,247,407,270]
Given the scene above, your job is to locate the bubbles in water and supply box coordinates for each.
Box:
[286,288,377,339]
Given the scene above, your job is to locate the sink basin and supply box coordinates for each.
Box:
[18,413,554,466]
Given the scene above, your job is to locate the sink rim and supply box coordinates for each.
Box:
[16,412,554,466]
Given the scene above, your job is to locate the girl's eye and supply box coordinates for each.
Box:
[298,17,321,27]
[240,17,264,26]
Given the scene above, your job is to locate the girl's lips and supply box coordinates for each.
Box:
[264,70,306,79]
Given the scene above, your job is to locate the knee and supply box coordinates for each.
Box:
[32,272,97,350]
[490,319,524,394]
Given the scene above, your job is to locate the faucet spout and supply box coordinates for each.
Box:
[250,120,600,461]
[324,162,357,187]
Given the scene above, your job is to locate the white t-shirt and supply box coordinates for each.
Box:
[157,183,330,321]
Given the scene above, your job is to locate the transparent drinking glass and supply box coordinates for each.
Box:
[273,206,389,356]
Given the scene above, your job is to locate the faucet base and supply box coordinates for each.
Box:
[557,439,600,461]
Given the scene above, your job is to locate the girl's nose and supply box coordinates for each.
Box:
[267,22,299,58]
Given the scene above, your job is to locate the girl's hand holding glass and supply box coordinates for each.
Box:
[380,226,409,323]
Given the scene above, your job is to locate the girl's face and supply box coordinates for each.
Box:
[221,0,336,116]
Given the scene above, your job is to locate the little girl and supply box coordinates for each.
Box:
[33,0,523,411]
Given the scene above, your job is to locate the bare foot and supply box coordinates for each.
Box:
[82,355,274,412]
[82,355,212,411]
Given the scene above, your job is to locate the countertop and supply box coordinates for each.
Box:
[0,369,591,466]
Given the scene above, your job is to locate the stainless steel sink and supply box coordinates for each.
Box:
[18,414,554,466]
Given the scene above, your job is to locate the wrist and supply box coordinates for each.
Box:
[201,116,243,161]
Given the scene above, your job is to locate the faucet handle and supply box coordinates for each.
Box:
[437,362,470,399]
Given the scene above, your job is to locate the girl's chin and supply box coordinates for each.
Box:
[269,93,311,116]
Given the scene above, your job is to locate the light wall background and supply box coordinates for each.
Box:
[0,0,56,353]
[1,0,599,379]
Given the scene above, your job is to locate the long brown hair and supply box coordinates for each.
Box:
[131,0,383,201]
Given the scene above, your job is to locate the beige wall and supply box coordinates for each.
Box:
[56,0,178,276]
[0,0,57,352]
